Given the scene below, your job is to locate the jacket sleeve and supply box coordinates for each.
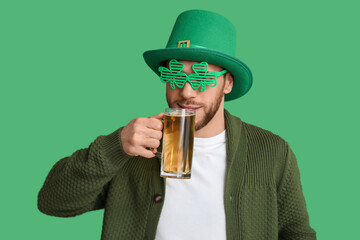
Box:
[277,143,317,240]
[38,127,133,217]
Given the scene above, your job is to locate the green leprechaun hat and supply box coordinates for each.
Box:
[143,9,253,101]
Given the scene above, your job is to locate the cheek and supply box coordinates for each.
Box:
[201,88,218,102]
[165,83,171,96]
[165,84,178,102]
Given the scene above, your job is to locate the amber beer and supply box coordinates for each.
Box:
[160,108,195,179]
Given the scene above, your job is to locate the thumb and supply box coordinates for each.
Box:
[149,112,165,120]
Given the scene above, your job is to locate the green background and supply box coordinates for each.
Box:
[1,0,359,239]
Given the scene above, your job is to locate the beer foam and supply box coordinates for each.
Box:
[165,108,196,116]
[165,112,195,117]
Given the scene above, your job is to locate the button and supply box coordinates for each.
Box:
[154,194,163,203]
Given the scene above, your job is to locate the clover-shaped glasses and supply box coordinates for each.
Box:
[158,59,228,92]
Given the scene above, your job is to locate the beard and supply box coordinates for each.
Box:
[166,85,225,131]
[193,91,223,131]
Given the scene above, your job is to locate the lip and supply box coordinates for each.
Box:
[178,104,201,110]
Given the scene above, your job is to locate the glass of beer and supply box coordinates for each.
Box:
[160,108,196,179]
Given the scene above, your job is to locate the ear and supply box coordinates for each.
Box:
[223,72,234,94]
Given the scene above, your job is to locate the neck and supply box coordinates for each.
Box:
[194,104,225,138]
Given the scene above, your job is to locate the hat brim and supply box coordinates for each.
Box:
[143,48,253,101]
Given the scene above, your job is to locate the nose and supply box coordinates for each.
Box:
[179,81,197,99]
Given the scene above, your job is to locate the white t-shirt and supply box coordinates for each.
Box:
[156,130,227,240]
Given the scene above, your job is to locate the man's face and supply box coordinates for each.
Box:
[165,60,232,132]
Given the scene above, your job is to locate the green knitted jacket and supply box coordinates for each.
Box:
[38,109,316,240]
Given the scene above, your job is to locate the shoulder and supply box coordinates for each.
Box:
[242,121,289,169]
[243,122,294,188]
[225,109,287,149]
[243,122,287,148]
[225,109,290,186]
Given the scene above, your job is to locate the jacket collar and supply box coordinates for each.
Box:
[224,109,247,191]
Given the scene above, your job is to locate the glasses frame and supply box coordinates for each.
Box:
[158,59,227,92]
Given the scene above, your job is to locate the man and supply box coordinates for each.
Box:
[38,10,316,240]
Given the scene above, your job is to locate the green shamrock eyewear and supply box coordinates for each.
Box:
[158,59,228,92]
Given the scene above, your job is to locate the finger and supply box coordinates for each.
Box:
[146,147,158,154]
[146,118,164,131]
[149,112,165,120]
[137,147,156,159]
[143,128,163,140]
[143,138,161,149]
